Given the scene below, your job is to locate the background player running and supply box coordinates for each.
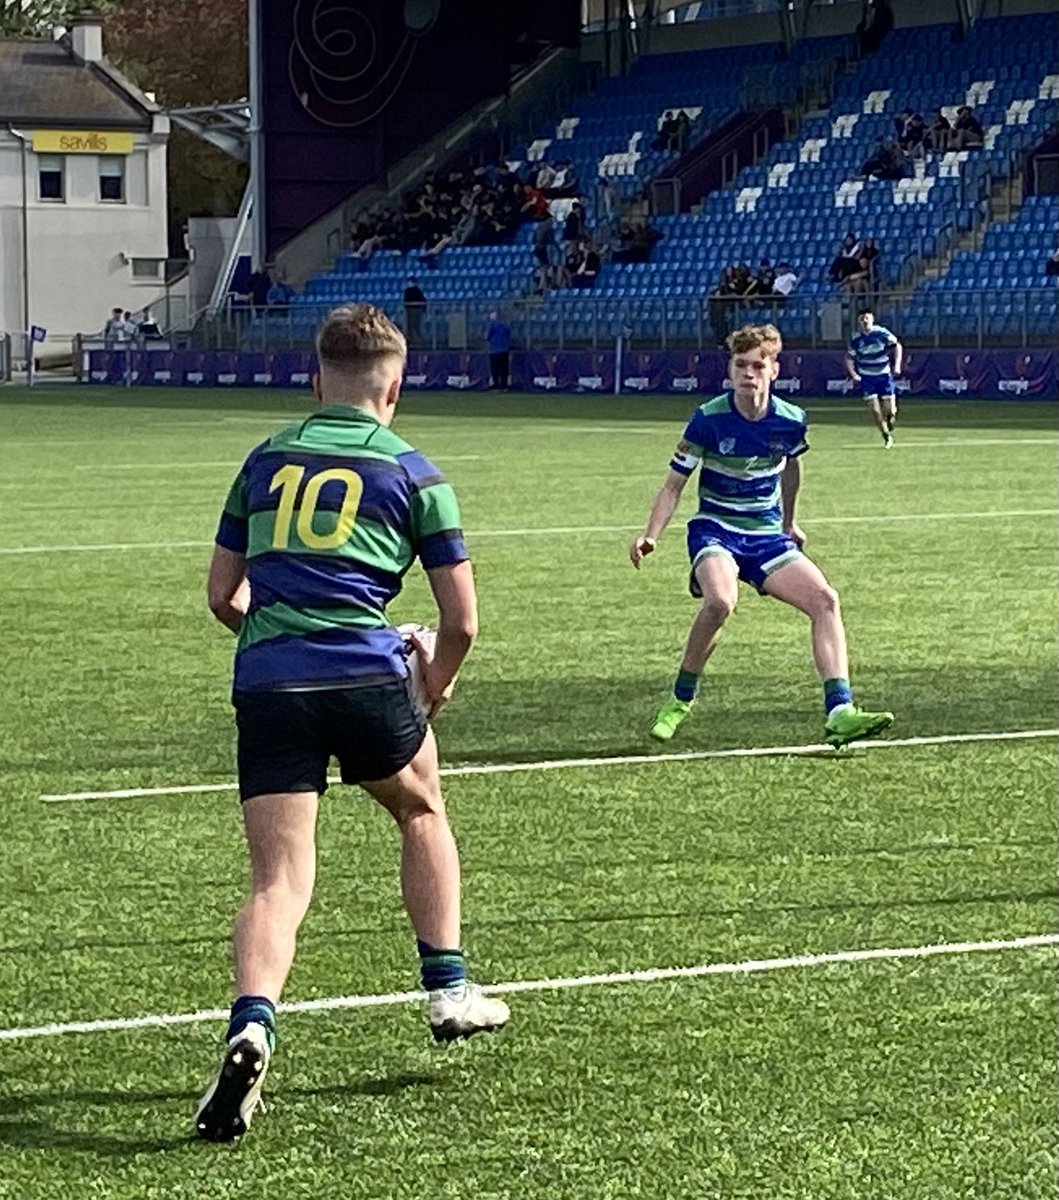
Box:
[846,308,904,449]
[629,322,894,749]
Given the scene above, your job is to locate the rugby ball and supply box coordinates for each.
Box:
[397,623,436,719]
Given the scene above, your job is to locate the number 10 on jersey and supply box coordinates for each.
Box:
[269,465,363,550]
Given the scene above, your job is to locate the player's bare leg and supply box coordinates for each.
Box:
[363,729,509,1042]
[869,397,892,448]
[764,558,892,746]
[235,792,319,1000]
[882,395,898,437]
[197,791,318,1142]
[362,729,460,951]
[652,552,739,740]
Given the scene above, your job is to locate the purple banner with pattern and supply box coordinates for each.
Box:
[83,348,1058,399]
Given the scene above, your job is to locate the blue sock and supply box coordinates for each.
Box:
[824,677,853,715]
[674,668,700,703]
[418,940,467,992]
[227,994,276,1051]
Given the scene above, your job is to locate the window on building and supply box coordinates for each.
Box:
[131,258,163,280]
[38,155,64,201]
[99,156,125,202]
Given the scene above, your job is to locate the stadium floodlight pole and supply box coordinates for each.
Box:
[248,0,267,271]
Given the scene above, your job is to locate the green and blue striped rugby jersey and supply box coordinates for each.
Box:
[215,405,467,692]
[669,393,809,535]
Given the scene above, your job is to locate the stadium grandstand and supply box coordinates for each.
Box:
[72,0,1058,396]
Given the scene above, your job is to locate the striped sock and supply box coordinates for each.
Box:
[824,677,853,716]
[418,940,467,992]
[673,668,700,703]
[227,994,276,1052]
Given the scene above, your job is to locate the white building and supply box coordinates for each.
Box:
[0,18,170,351]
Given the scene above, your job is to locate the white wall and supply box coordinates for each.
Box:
[0,126,168,346]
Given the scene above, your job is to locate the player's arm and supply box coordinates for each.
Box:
[207,546,249,634]
[631,468,690,567]
[631,424,703,567]
[780,455,805,547]
[209,458,253,633]
[890,336,904,376]
[406,455,477,715]
[421,560,478,717]
[845,350,860,382]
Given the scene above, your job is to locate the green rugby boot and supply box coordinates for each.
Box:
[650,697,694,742]
[825,705,894,749]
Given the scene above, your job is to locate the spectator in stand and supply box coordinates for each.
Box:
[532,212,558,292]
[856,0,894,56]
[653,111,681,152]
[674,109,693,151]
[860,138,905,180]
[546,161,579,198]
[953,106,985,149]
[612,218,662,263]
[861,238,881,295]
[893,108,914,142]
[266,275,294,313]
[520,182,550,222]
[247,265,272,314]
[486,310,512,390]
[828,233,865,284]
[570,241,602,289]
[772,262,799,300]
[403,277,426,346]
[562,202,587,254]
[751,260,776,299]
[731,263,757,298]
[928,109,953,150]
[535,161,557,193]
[900,113,928,159]
[102,306,127,348]
[595,174,616,224]
[137,306,163,339]
[708,267,738,343]
[843,256,872,296]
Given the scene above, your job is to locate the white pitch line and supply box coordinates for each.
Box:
[38,728,1059,803]
[70,455,483,472]
[2,507,1057,557]
[839,437,1059,450]
[0,933,1055,1043]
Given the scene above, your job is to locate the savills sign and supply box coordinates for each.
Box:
[31,130,134,155]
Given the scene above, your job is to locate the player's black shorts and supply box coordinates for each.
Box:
[233,679,427,803]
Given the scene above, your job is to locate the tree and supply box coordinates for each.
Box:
[0,0,123,37]
[101,0,250,256]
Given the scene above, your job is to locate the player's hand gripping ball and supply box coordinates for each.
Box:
[397,623,437,720]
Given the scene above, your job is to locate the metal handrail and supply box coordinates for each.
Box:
[186,287,1057,354]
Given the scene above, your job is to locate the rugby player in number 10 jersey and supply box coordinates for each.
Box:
[196,304,508,1143]
[629,322,894,748]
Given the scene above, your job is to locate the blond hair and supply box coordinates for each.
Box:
[316,304,407,372]
[726,323,783,358]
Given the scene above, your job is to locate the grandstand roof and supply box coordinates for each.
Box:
[0,38,153,128]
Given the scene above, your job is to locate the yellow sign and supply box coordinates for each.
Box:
[31,130,134,155]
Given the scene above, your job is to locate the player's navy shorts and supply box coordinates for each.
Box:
[687,517,803,595]
[859,371,894,398]
[233,678,427,803]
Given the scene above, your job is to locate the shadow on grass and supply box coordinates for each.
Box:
[0,1070,439,1156]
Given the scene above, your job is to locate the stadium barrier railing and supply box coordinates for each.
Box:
[188,288,1057,355]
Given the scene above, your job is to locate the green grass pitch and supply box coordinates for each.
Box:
[1,386,1057,1199]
